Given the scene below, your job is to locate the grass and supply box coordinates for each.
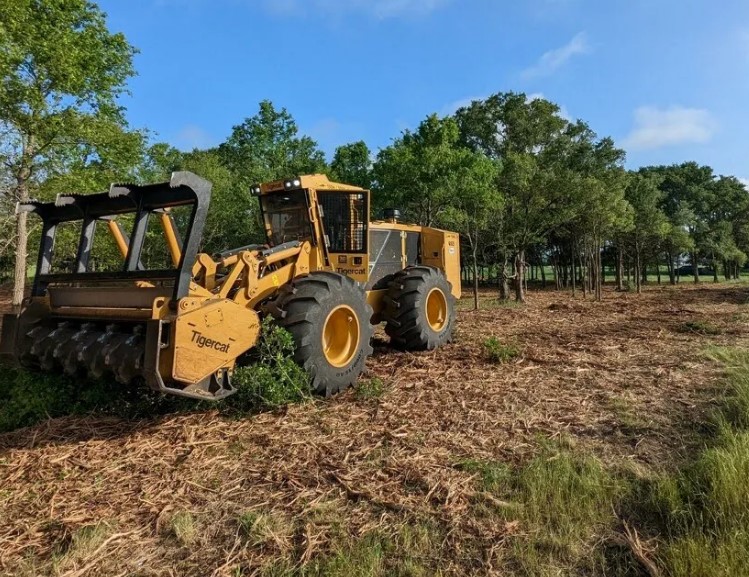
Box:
[456,458,511,493]
[482,336,521,364]
[506,450,624,575]
[168,511,198,546]
[678,320,723,335]
[301,524,440,577]
[355,377,386,400]
[446,347,749,576]
[238,510,292,551]
[50,522,115,573]
[609,396,651,433]
[644,347,749,576]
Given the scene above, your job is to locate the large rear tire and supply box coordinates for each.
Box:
[269,272,373,396]
[384,266,455,351]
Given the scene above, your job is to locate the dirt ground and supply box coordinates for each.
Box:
[1,283,748,576]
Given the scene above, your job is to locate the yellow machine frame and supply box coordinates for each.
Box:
[1,172,460,400]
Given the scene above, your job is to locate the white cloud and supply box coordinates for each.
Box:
[739,178,749,190]
[622,106,717,151]
[521,32,590,79]
[266,0,451,19]
[173,125,215,151]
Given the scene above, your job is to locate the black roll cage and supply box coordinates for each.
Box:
[19,171,212,303]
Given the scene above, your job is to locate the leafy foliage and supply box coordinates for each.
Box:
[0,320,309,432]
[482,336,520,363]
[0,0,144,303]
[218,100,327,187]
[330,141,372,189]
[230,318,311,410]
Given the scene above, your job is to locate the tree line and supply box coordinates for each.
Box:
[2,0,748,309]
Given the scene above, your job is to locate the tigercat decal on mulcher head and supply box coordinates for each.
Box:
[191,330,230,353]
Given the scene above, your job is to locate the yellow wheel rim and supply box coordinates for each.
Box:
[426,288,448,332]
[322,305,360,367]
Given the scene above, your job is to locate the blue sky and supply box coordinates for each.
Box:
[101,0,749,182]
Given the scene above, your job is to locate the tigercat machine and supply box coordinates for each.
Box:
[0,172,460,399]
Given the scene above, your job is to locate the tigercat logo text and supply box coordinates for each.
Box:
[191,330,230,353]
[337,267,366,275]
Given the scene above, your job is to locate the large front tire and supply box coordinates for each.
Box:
[384,266,455,351]
[270,272,373,396]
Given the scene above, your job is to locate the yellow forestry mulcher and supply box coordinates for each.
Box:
[0,172,461,399]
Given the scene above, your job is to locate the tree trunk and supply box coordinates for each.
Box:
[499,258,510,301]
[514,250,525,302]
[540,259,546,289]
[635,242,642,294]
[616,245,624,291]
[13,208,28,310]
[472,246,479,311]
[692,251,699,284]
[12,170,30,309]
[571,251,577,297]
[597,240,603,301]
[667,252,676,285]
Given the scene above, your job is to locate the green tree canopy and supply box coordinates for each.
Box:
[0,0,141,305]
[218,100,327,186]
[330,140,372,189]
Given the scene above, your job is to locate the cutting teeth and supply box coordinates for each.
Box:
[33,322,78,371]
[55,323,99,376]
[21,321,146,384]
[88,326,129,379]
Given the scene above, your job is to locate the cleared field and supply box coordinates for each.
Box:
[1,284,748,576]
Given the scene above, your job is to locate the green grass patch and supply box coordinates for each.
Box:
[51,521,116,573]
[238,509,292,551]
[301,523,439,577]
[483,336,521,364]
[678,320,723,335]
[354,377,386,400]
[456,458,511,493]
[639,347,749,576]
[609,396,650,433]
[506,450,624,574]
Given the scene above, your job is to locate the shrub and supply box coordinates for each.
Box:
[228,318,310,411]
[482,336,520,363]
[0,318,309,432]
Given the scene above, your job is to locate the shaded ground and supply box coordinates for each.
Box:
[1,283,748,576]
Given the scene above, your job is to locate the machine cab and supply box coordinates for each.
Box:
[253,175,370,284]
